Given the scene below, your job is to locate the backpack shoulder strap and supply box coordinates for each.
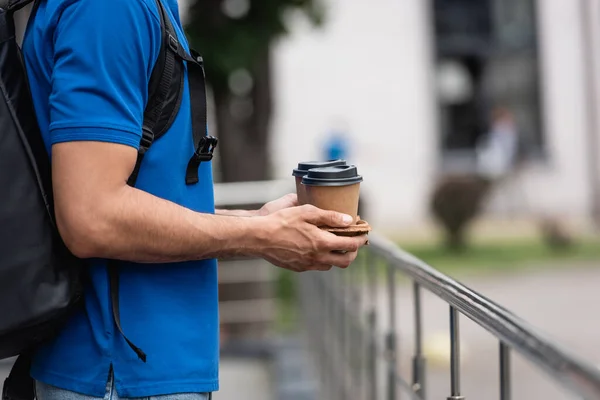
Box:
[2,353,33,400]
[109,0,213,362]
[4,0,34,12]
[126,0,178,187]
[108,0,179,364]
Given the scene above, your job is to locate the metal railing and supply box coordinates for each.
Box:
[298,233,600,400]
[214,180,291,345]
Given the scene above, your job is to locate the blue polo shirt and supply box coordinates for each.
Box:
[22,0,219,397]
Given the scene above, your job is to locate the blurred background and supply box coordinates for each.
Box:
[8,0,600,399]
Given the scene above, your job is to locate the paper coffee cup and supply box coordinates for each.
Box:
[302,165,363,222]
[292,160,346,205]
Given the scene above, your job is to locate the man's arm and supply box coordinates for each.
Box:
[215,209,259,217]
[44,0,260,263]
[53,142,367,270]
[53,142,261,262]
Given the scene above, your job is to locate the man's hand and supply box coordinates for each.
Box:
[254,204,368,272]
[257,193,298,216]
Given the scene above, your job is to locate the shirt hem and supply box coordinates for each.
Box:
[50,126,141,150]
[31,368,219,398]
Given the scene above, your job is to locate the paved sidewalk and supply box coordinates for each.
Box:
[215,357,273,400]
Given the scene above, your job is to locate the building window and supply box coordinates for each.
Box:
[432,0,544,168]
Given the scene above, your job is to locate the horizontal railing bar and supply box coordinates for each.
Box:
[213,179,293,207]
[368,233,600,400]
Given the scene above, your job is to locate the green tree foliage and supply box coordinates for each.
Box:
[186,0,323,90]
[184,0,324,182]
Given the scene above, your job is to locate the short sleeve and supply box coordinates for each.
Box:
[49,0,161,149]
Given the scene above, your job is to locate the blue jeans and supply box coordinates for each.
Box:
[35,372,212,400]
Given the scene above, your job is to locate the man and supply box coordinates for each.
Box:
[21,0,368,399]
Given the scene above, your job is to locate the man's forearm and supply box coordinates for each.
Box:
[59,186,267,263]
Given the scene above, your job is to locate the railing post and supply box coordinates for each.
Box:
[368,309,378,400]
[448,306,465,400]
[500,342,511,400]
[367,251,378,400]
[412,282,426,399]
[340,265,355,400]
[350,251,364,400]
[335,268,346,400]
[322,272,334,400]
[327,270,338,400]
[338,267,348,400]
[386,260,398,400]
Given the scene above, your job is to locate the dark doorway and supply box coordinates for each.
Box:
[431,0,544,168]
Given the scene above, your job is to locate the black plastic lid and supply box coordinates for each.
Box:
[292,159,346,177]
[301,165,363,186]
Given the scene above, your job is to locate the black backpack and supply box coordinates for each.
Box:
[0,0,215,398]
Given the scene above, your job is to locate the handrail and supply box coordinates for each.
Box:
[298,232,600,400]
[369,233,600,399]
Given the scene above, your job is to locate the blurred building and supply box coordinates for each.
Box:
[13,0,600,233]
[269,0,600,233]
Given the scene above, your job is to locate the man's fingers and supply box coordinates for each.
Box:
[284,193,299,206]
[323,234,369,253]
[319,250,359,269]
[308,264,333,271]
[301,205,354,228]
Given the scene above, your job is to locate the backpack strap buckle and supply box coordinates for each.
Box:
[194,136,218,161]
[127,127,155,187]
[185,136,218,185]
[168,34,178,53]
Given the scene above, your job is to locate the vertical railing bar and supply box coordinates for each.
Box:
[448,306,465,400]
[330,270,338,400]
[342,265,353,400]
[414,283,422,355]
[336,267,345,400]
[312,273,321,396]
[344,267,351,400]
[500,342,511,400]
[358,250,367,400]
[412,282,426,399]
[367,250,378,400]
[313,273,323,398]
[350,250,364,400]
[360,254,367,400]
[386,257,398,400]
[328,270,338,400]
[344,266,352,400]
[321,272,332,400]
